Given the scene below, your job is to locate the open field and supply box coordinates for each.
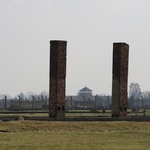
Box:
[0,121,150,150]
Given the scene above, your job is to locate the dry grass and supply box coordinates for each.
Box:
[0,121,150,150]
[0,121,150,132]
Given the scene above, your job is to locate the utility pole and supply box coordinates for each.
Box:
[4,95,7,110]
[32,95,35,110]
[18,95,21,111]
[45,96,48,110]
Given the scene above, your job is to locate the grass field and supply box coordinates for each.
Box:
[0,121,150,150]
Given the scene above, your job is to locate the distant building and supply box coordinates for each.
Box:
[66,86,95,110]
[65,86,112,110]
[78,86,93,99]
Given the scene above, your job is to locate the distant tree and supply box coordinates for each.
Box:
[38,91,49,100]
[142,91,150,99]
[18,92,25,100]
[0,94,12,99]
[129,82,142,99]
[26,91,37,101]
[0,94,3,99]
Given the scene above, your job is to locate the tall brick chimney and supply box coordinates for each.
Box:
[112,43,129,117]
[49,40,67,118]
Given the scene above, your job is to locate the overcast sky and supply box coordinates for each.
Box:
[0,0,150,97]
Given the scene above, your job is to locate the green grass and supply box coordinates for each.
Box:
[1,131,150,150]
[0,121,150,150]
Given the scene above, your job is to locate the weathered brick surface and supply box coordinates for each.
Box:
[49,40,67,118]
[112,43,129,117]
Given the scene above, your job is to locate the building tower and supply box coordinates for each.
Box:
[78,86,93,98]
[49,40,67,118]
[112,43,129,117]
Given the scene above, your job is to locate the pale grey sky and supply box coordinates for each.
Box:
[0,0,150,97]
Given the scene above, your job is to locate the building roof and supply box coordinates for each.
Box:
[79,86,92,92]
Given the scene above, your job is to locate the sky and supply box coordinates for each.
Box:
[0,0,150,97]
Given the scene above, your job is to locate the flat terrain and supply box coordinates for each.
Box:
[0,121,150,150]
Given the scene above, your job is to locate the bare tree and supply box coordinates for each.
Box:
[129,82,142,99]
[142,91,150,99]
[18,92,25,100]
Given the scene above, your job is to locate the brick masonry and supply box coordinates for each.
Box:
[49,40,67,118]
[112,43,129,117]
